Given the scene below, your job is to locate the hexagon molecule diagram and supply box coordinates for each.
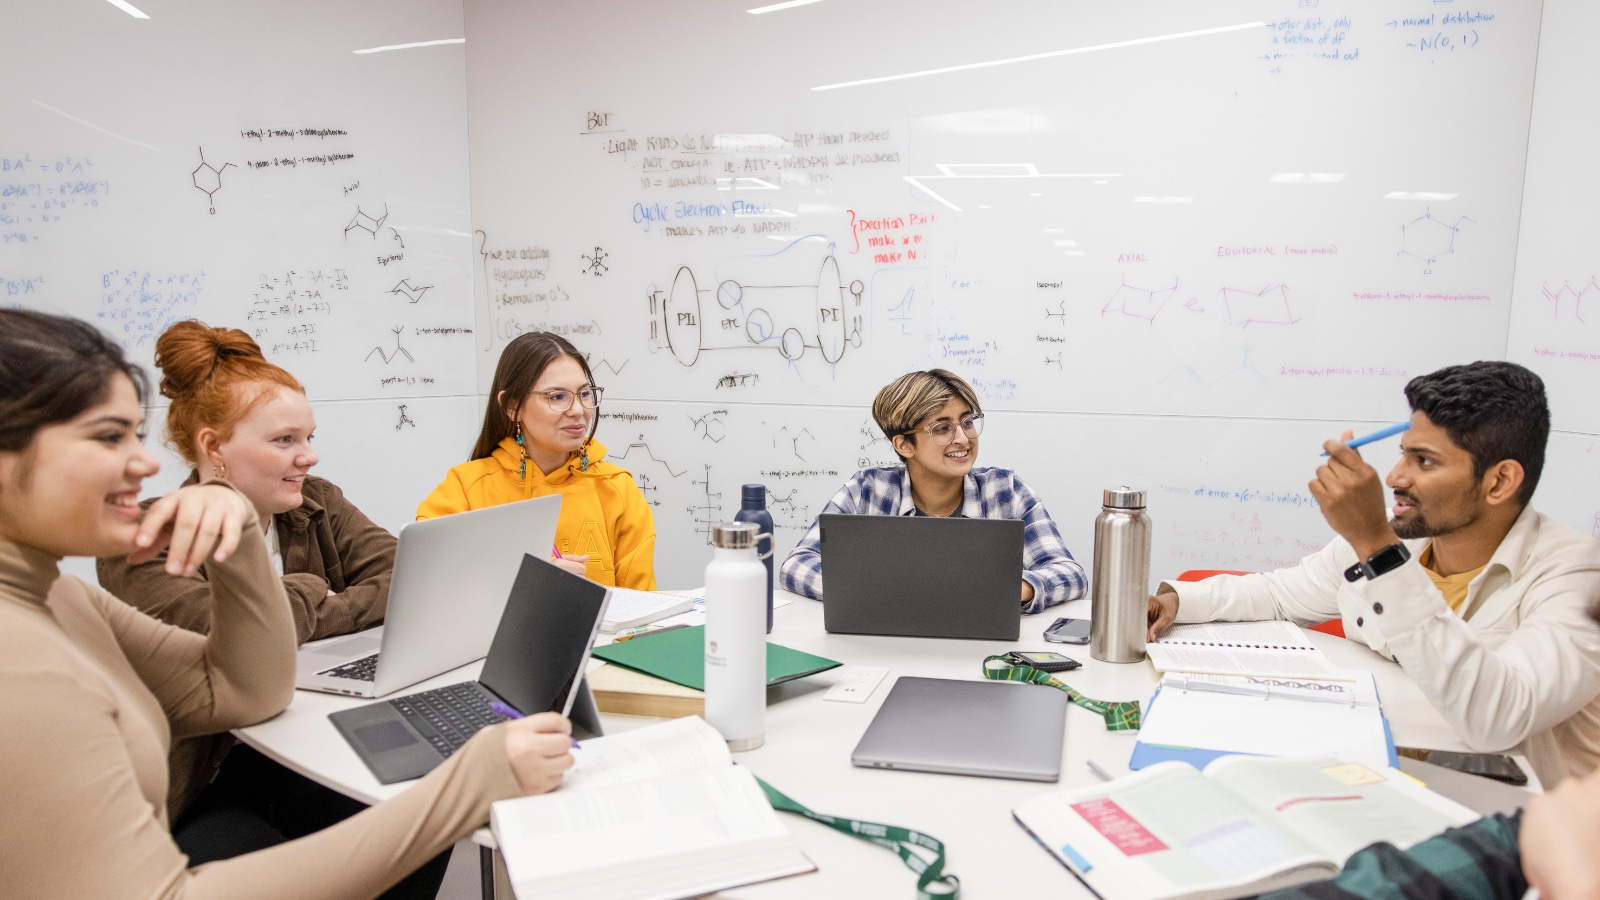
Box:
[192,147,235,215]
[1399,208,1474,272]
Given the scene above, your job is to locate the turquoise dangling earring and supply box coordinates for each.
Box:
[515,421,528,480]
[578,438,591,472]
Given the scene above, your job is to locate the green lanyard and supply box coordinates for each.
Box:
[757,777,960,900]
[981,655,1143,731]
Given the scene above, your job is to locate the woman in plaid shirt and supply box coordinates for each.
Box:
[779,368,1087,615]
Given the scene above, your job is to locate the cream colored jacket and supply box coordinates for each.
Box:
[1169,504,1600,787]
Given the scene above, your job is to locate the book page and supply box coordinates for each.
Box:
[1146,643,1350,680]
[1157,621,1316,649]
[600,588,695,630]
[560,716,731,792]
[1139,674,1391,771]
[1015,763,1331,899]
[1158,672,1379,706]
[1206,756,1479,863]
[493,765,789,881]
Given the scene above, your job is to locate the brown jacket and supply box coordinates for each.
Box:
[97,473,396,819]
[1,514,519,899]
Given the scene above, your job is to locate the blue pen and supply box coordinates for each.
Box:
[490,701,581,748]
[1321,421,1411,456]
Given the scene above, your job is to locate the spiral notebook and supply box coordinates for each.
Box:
[1146,620,1351,680]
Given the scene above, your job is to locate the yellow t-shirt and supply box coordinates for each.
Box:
[1419,543,1486,614]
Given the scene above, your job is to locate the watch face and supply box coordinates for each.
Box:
[1367,543,1412,577]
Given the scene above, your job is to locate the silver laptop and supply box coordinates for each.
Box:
[296,495,562,698]
[851,677,1068,782]
[821,514,1024,641]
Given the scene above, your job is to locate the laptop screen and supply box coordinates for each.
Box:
[479,554,609,717]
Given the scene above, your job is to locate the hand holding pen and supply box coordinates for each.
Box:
[549,543,590,578]
[495,707,580,795]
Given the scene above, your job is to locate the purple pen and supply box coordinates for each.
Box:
[490,701,581,748]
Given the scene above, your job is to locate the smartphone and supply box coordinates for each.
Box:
[1043,617,1092,644]
[1009,650,1081,672]
[1423,750,1529,786]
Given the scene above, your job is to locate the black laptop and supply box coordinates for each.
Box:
[820,514,1024,641]
[331,553,609,784]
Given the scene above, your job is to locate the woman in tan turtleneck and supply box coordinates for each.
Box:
[0,309,575,900]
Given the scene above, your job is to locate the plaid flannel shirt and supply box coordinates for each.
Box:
[1260,813,1525,900]
[777,465,1087,615]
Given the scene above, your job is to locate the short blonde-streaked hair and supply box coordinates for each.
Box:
[872,369,982,456]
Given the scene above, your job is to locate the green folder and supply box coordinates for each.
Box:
[591,625,841,691]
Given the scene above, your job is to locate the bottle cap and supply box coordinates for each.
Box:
[1102,486,1146,509]
[711,521,760,549]
[741,484,766,506]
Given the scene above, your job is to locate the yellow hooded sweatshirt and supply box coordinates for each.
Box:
[416,437,657,590]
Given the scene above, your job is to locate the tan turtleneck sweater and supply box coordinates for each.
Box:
[0,511,523,900]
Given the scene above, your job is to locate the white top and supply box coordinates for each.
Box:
[1170,504,1600,787]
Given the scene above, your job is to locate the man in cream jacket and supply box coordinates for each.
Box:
[1147,361,1600,787]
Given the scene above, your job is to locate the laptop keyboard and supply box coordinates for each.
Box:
[319,652,380,681]
[387,682,508,759]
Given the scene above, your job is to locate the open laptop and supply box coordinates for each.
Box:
[296,495,562,698]
[852,677,1067,782]
[820,514,1024,641]
[331,553,609,784]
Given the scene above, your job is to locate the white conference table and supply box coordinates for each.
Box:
[235,592,1496,898]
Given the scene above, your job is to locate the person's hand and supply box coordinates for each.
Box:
[1148,590,1179,642]
[1020,580,1035,606]
[1310,430,1401,560]
[551,554,590,578]
[503,713,575,795]
[1522,766,1600,899]
[128,483,252,576]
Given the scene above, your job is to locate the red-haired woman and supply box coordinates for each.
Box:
[96,320,437,897]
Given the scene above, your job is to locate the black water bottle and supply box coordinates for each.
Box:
[733,484,775,633]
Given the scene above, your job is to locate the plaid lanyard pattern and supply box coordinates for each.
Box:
[980,655,1143,731]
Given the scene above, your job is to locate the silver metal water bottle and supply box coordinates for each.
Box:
[1090,487,1152,664]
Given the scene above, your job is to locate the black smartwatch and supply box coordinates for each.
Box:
[1343,542,1412,582]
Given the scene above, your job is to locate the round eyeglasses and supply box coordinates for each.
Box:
[905,412,984,445]
[529,386,604,412]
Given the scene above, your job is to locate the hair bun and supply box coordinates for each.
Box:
[153,319,267,400]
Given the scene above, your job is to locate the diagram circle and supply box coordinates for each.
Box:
[716,280,743,309]
[746,309,775,344]
[664,266,702,367]
[814,254,846,364]
[779,327,806,360]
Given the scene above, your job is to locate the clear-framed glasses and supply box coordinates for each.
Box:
[908,412,984,445]
[530,385,604,411]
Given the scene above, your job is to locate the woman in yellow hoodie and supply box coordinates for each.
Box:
[417,332,657,589]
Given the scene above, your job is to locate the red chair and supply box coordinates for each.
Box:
[1174,569,1345,638]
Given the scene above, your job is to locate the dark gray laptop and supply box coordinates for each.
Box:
[852,677,1068,782]
[820,514,1024,641]
[331,553,607,784]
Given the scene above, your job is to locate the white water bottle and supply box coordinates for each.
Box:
[703,521,767,751]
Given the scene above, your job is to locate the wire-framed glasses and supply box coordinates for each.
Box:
[907,412,984,445]
[529,386,604,411]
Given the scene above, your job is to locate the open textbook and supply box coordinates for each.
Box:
[1013,756,1479,900]
[490,717,814,900]
[1147,620,1350,680]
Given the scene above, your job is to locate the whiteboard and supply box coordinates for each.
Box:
[464,0,1589,588]
[6,0,1594,595]
[1,0,479,549]
[1508,0,1600,435]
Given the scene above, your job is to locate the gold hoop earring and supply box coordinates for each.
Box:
[214,461,227,480]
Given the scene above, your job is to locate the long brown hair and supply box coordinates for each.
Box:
[470,332,600,461]
[154,320,304,467]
